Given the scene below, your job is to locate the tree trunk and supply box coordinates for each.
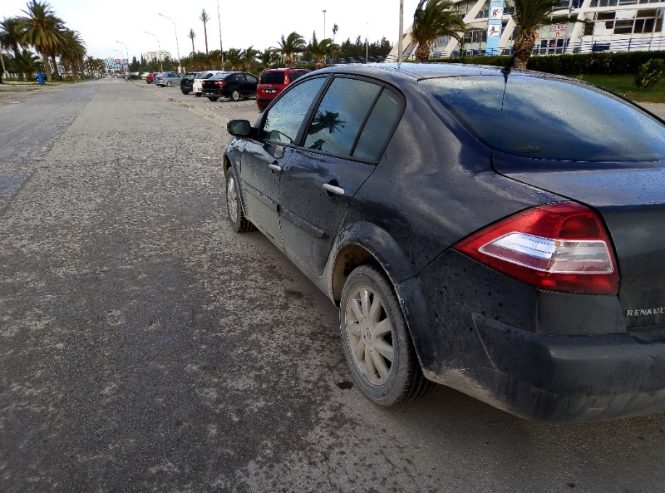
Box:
[40,52,53,81]
[50,54,60,79]
[512,29,537,70]
[415,41,430,62]
[203,24,209,54]
[12,45,24,80]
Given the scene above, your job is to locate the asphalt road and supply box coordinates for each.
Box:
[1,80,665,492]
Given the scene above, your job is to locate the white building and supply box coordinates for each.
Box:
[391,0,665,59]
[142,50,172,62]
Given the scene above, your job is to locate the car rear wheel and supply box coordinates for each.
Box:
[225,170,254,233]
[340,265,433,406]
[208,96,219,102]
[231,89,241,101]
[166,81,172,87]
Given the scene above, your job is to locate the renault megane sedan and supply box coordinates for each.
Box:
[222,63,665,422]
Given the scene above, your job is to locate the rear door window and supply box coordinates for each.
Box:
[303,77,381,157]
[353,89,403,161]
[423,75,665,162]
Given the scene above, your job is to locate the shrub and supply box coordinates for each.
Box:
[635,59,665,88]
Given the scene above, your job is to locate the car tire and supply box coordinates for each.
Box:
[339,265,433,406]
[225,169,255,233]
[181,90,190,95]
[208,96,219,102]
[166,81,172,87]
[231,89,241,101]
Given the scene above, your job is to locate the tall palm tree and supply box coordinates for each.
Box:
[200,9,209,55]
[21,0,64,81]
[276,32,306,67]
[1,17,25,78]
[411,0,465,61]
[511,0,558,69]
[188,28,196,55]
[59,28,85,79]
[260,48,279,67]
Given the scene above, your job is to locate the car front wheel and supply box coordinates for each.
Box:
[340,265,433,406]
[225,170,254,232]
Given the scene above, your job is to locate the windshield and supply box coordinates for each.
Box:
[422,76,665,162]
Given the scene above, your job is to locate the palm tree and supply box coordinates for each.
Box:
[200,9,209,55]
[260,48,279,67]
[12,48,41,79]
[188,28,196,55]
[241,45,259,71]
[276,32,306,67]
[511,0,558,69]
[224,48,242,70]
[1,17,25,79]
[59,28,85,79]
[307,32,334,68]
[411,0,466,61]
[21,0,64,81]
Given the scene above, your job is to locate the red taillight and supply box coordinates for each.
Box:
[215,81,225,86]
[454,202,619,295]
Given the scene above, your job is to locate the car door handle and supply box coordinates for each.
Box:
[268,163,282,172]
[322,183,345,196]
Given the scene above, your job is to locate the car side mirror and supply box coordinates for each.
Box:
[227,120,252,137]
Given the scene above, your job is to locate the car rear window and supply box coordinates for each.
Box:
[423,76,665,162]
[261,72,285,84]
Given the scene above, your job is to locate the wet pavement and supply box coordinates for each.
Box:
[1,79,665,492]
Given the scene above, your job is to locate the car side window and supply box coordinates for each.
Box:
[303,78,381,157]
[353,89,403,161]
[247,74,258,84]
[262,77,326,145]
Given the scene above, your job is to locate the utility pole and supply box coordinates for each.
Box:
[322,9,327,38]
[398,0,404,67]
[217,0,224,67]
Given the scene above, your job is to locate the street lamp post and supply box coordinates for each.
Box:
[145,31,163,72]
[158,12,182,72]
[115,40,129,74]
[398,0,404,67]
[217,0,224,67]
[322,9,327,38]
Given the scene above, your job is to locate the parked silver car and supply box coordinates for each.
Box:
[155,72,183,87]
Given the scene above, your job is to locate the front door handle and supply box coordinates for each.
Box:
[268,163,282,173]
[322,183,345,196]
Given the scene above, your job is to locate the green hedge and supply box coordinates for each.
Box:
[431,51,665,76]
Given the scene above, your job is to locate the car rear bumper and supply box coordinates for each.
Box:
[256,96,274,108]
[423,313,665,422]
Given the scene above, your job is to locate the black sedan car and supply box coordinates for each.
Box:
[223,64,665,422]
[201,71,258,102]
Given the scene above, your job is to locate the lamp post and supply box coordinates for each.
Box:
[115,40,129,74]
[322,9,327,38]
[145,31,163,72]
[158,12,182,72]
[398,0,404,67]
[217,0,224,67]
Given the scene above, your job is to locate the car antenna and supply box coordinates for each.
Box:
[500,53,517,111]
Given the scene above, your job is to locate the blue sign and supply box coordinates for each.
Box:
[486,0,505,55]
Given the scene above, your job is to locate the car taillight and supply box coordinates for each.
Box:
[454,202,619,295]
[215,81,225,86]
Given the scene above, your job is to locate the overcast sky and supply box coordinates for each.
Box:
[1,0,421,60]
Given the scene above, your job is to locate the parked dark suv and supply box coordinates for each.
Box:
[223,64,665,422]
[256,68,309,111]
[180,72,197,94]
[201,72,258,102]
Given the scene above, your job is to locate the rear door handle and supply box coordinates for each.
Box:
[322,183,345,196]
[268,163,282,172]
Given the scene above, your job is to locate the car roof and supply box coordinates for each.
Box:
[312,63,555,83]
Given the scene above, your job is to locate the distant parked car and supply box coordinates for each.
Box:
[193,70,226,97]
[201,71,258,102]
[156,72,183,87]
[256,68,309,111]
[180,72,197,94]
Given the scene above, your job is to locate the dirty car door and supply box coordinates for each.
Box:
[240,76,328,245]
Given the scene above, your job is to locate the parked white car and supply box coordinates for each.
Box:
[192,70,227,97]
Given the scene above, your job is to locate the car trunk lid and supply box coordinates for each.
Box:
[494,153,665,331]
